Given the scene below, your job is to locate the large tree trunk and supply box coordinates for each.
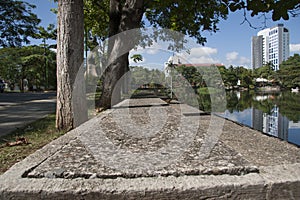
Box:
[56,0,87,131]
[98,0,144,109]
[99,53,129,108]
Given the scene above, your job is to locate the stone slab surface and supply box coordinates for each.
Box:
[0,98,300,199]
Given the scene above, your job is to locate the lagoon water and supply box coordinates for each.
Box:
[217,91,300,146]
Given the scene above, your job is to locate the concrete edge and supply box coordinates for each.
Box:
[0,163,300,199]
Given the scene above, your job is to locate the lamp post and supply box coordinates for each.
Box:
[43,38,47,90]
[167,60,174,99]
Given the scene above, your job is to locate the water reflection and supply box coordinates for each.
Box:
[212,91,300,146]
[252,106,289,140]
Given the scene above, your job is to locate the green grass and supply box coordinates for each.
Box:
[0,114,64,175]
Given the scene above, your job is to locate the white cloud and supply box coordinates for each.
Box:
[130,45,222,67]
[189,47,218,57]
[225,52,250,67]
[290,44,300,52]
[177,47,220,64]
[131,42,166,55]
[189,56,220,64]
[239,56,251,65]
[226,51,239,62]
[147,48,159,55]
[50,48,57,53]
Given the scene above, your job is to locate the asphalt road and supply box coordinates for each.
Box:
[0,92,56,137]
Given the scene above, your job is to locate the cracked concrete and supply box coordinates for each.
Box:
[0,98,300,199]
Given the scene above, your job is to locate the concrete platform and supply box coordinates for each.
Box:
[0,98,300,199]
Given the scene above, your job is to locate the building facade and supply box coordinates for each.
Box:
[252,24,290,71]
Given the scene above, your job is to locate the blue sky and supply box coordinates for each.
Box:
[25,0,300,70]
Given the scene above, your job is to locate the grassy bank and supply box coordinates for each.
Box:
[0,114,64,175]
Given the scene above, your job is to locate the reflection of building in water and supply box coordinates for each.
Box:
[263,105,289,140]
[252,106,289,141]
[289,121,300,129]
[252,108,264,132]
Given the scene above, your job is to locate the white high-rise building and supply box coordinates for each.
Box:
[252,24,290,71]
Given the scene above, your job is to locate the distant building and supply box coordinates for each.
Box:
[252,24,290,71]
[251,36,264,70]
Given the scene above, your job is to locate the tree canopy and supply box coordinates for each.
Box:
[0,46,57,90]
[84,0,300,47]
[278,54,300,88]
[0,0,40,47]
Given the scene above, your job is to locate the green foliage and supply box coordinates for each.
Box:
[35,24,57,41]
[130,66,165,88]
[217,66,254,89]
[225,90,300,124]
[84,0,109,41]
[162,57,297,93]
[83,0,300,49]
[203,88,300,123]
[0,0,40,47]
[34,24,57,49]
[226,91,253,112]
[176,65,203,87]
[223,66,238,88]
[130,54,143,63]
[145,0,228,45]
[225,91,239,112]
[219,66,239,87]
[253,99,274,114]
[236,66,254,88]
[277,54,300,88]
[274,92,300,122]
[197,91,211,111]
[0,46,56,90]
[227,0,300,21]
[253,62,275,79]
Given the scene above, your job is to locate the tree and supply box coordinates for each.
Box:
[253,62,275,79]
[0,46,57,90]
[176,65,203,87]
[35,24,57,48]
[0,0,40,47]
[224,65,238,88]
[277,54,300,88]
[56,0,87,131]
[275,92,300,122]
[237,66,253,88]
[130,66,165,89]
[34,24,57,89]
[96,0,144,109]
[98,0,300,109]
[57,0,300,130]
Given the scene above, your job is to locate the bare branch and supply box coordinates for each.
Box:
[240,8,260,29]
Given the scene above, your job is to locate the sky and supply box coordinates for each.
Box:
[24,0,300,70]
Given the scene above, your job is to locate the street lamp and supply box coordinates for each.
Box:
[43,38,48,90]
[167,60,175,99]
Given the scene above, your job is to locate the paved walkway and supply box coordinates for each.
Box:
[0,92,56,137]
[1,98,300,199]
